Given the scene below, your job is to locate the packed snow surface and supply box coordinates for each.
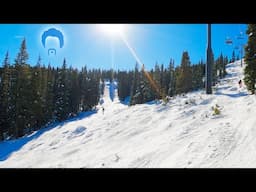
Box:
[1,60,256,168]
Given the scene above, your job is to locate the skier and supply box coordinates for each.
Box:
[102,107,105,114]
[238,79,242,88]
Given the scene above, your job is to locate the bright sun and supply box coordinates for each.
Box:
[98,24,125,37]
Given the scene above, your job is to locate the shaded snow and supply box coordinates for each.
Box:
[1,59,256,168]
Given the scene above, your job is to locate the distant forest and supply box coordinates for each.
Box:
[0,39,230,141]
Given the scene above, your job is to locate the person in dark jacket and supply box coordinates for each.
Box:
[238,79,242,88]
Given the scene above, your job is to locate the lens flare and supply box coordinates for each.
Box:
[99,24,125,37]
[99,25,165,99]
[121,34,164,99]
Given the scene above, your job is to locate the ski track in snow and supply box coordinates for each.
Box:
[1,60,256,168]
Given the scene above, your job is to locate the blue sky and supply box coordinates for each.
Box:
[0,24,248,71]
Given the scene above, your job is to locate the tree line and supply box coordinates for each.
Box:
[0,39,229,141]
[0,39,103,140]
[244,24,256,94]
[118,51,229,105]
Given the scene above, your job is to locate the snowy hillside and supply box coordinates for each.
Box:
[1,60,256,168]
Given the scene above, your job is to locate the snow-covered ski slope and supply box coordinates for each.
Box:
[1,60,256,168]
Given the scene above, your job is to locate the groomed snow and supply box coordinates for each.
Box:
[1,60,256,168]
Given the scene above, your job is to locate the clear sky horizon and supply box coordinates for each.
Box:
[0,24,248,71]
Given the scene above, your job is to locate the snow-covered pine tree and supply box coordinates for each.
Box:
[244,24,256,94]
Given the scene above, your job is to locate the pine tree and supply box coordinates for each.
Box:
[130,63,140,105]
[223,56,229,77]
[168,59,176,96]
[15,39,29,66]
[219,53,224,78]
[211,52,218,86]
[30,56,44,130]
[0,41,107,140]
[244,24,256,94]
[54,59,70,121]
[13,38,31,138]
[130,63,152,105]
[0,51,11,140]
[232,50,236,63]
[236,54,240,61]
[162,68,169,97]
[160,64,164,93]
[141,68,155,102]
[176,51,192,94]
[191,61,205,91]
[78,68,100,111]
[69,67,80,115]
[117,71,133,101]
[43,64,55,124]
[85,69,100,110]
[79,66,88,111]
[153,63,161,99]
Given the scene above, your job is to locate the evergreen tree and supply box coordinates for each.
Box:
[160,64,164,92]
[141,68,155,102]
[13,39,31,137]
[232,50,236,63]
[191,61,204,90]
[15,39,29,66]
[176,51,192,94]
[30,56,44,130]
[0,51,11,140]
[153,63,161,99]
[69,68,80,115]
[130,63,140,105]
[211,52,218,86]
[0,41,104,140]
[219,53,224,78]
[223,56,229,77]
[168,59,176,96]
[85,69,100,109]
[133,70,144,104]
[236,54,240,61]
[159,63,167,97]
[43,64,55,124]
[79,66,88,111]
[117,71,133,101]
[54,59,70,121]
[244,24,256,94]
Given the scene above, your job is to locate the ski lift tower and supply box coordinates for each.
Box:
[206,24,213,94]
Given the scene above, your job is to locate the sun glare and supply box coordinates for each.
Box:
[99,24,125,37]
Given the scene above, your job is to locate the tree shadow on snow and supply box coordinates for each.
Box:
[120,96,130,105]
[119,98,159,106]
[0,110,97,161]
[215,91,248,98]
